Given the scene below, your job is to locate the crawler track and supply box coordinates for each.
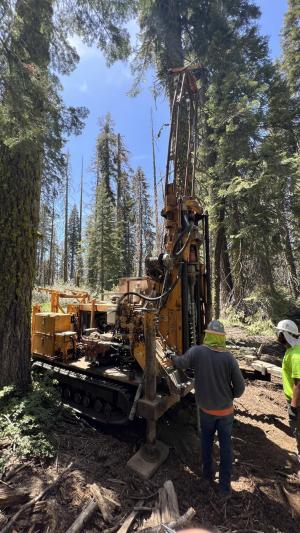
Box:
[33,360,134,425]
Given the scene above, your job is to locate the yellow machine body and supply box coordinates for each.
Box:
[31,67,211,426]
[32,311,76,363]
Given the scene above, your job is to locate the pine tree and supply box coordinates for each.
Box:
[116,133,135,277]
[68,205,81,282]
[258,69,300,299]
[86,210,98,290]
[0,0,134,388]
[63,153,70,283]
[282,0,300,95]
[95,114,117,201]
[88,180,119,295]
[133,168,154,276]
[134,0,273,314]
[77,157,84,286]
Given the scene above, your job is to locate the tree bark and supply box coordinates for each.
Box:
[47,198,55,285]
[37,207,45,286]
[221,231,234,300]
[214,220,222,320]
[281,208,299,298]
[0,0,53,388]
[213,201,233,318]
[0,144,41,388]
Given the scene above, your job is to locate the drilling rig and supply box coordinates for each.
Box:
[32,66,212,472]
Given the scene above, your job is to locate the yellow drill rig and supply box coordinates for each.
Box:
[32,67,212,451]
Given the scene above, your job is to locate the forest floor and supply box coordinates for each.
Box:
[1,327,299,533]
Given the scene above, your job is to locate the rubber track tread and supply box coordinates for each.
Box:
[32,360,134,425]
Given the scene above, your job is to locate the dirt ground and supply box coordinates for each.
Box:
[1,330,300,533]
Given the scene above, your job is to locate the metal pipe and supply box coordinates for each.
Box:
[181,262,189,353]
[173,73,186,192]
[165,76,182,195]
[144,309,156,403]
[90,298,96,328]
[144,308,157,447]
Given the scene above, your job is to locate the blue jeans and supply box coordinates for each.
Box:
[199,410,234,491]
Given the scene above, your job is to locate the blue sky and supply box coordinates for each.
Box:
[60,0,288,224]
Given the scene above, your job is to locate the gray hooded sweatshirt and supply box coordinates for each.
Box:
[172,345,245,411]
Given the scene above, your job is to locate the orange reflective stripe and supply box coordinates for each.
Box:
[201,405,234,416]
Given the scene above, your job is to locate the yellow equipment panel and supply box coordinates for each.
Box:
[34,313,72,335]
[32,331,76,362]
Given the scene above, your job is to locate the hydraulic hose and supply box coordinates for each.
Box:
[174,225,193,258]
[116,275,179,305]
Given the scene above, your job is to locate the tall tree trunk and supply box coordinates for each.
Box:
[64,156,69,283]
[0,0,53,388]
[259,253,275,293]
[280,208,299,298]
[47,198,55,285]
[214,223,222,320]
[116,134,122,223]
[37,204,45,285]
[79,156,83,241]
[221,232,234,300]
[136,176,143,277]
[284,231,299,298]
[213,201,232,318]
[0,144,41,388]
[77,157,83,286]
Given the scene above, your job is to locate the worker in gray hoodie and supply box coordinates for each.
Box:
[170,320,245,499]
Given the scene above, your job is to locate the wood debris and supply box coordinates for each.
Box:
[0,462,73,533]
[65,499,98,533]
[0,486,29,507]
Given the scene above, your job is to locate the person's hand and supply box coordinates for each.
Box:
[288,404,298,420]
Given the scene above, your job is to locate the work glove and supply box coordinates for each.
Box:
[165,350,174,360]
[288,403,298,421]
[165,351,176,366]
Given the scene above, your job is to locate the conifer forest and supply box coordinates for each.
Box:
[0,2,300,533]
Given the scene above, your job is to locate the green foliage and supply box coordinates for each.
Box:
[282,0,300,95]
[95,114,117,202]
[0,372,64,470]
[68,205,81,280]
[86,116,146,291]
[222,306,274,336]
[223,287,299,336]
[133,167,154,276]
[0,0,135,195]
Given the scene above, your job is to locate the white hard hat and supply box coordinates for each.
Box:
[276,319,299,336]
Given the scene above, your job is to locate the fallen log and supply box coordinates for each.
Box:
[162,480,179,522]
[117,500,144,533]
[4,464,29,481]
[0,462,73,533]
[66,483,119,533]
[4,464,28,482]
[0,486,29,507]
[65,500,98,533]
[138,506,195,533]
[90,483,113,523]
